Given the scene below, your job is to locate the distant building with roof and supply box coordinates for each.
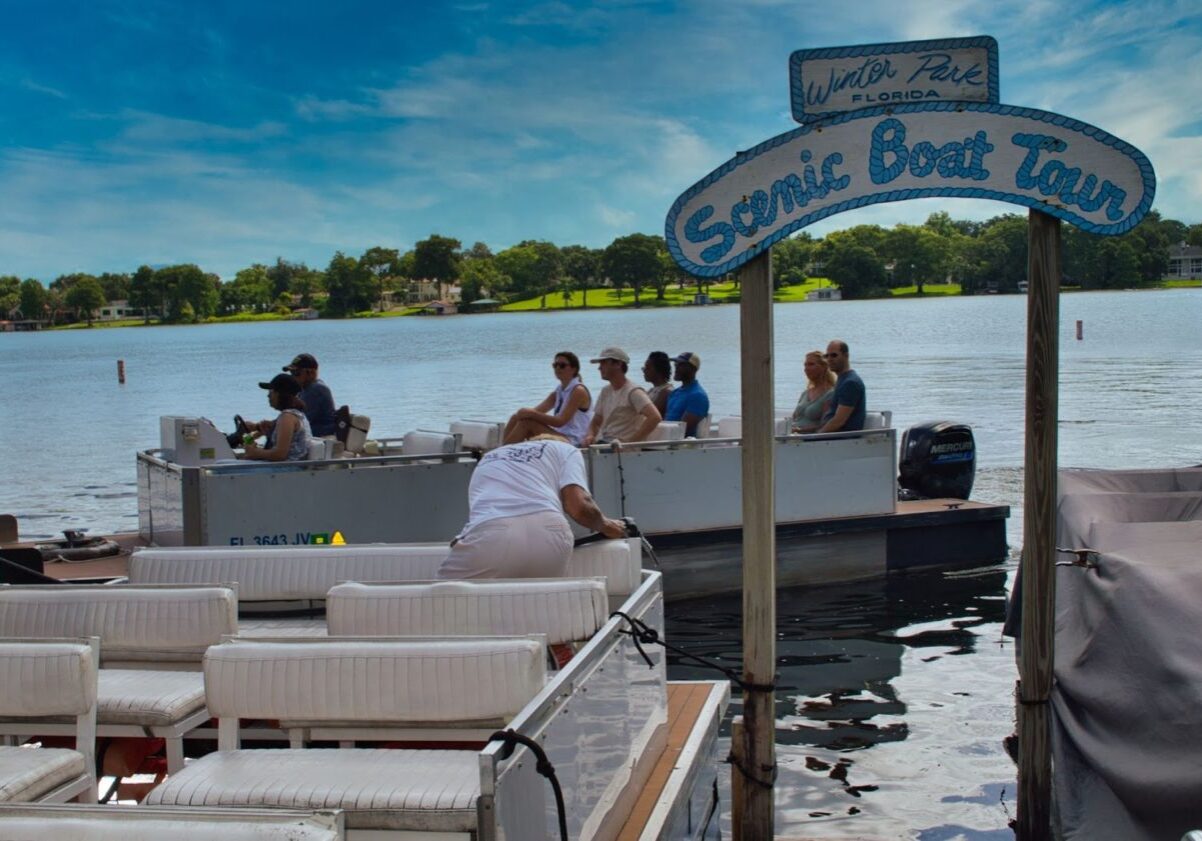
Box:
[1168,243,1202,279]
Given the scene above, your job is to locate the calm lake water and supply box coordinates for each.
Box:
[2,289,1200,837]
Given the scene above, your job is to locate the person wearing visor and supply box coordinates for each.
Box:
[241,373,312,462]
[282,353,337,437]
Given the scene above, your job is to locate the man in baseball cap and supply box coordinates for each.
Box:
[581,347,661,446]
[588,347,630,365]
[281,352,337,437]
[665,352,709,437]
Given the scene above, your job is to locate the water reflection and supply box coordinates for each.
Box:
[665,563,1016,837]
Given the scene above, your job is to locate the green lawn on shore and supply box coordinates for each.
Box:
[500,277,962,310]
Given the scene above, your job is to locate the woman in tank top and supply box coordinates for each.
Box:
[791,350,836,433]
[502,351,594,446]
[242,373,313,461]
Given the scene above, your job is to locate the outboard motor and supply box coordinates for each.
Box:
[898,421,976,500]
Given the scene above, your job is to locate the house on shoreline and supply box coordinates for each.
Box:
[1168,243,1202,280]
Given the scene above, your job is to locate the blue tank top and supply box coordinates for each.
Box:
[552,377,592,445]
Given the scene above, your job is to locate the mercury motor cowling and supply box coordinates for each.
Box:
[898,421,976,500]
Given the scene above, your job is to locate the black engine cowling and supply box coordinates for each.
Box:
[898,421,976,500]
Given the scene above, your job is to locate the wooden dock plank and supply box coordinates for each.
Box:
[616,682,712,841]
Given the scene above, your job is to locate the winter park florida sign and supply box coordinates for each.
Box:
[665,36,1156,277]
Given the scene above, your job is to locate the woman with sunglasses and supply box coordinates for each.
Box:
[241,373,313,461]
[502,351,593,446]
[790,350,836,433]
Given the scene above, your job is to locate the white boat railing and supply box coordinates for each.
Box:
[484,569,669,841]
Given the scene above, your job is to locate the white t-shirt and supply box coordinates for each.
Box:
[463,439,589,529]
[595,380,653,442]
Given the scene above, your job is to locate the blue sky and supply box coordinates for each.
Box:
[1,0,1199,281]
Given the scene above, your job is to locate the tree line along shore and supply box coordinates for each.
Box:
[3,210,1199,329]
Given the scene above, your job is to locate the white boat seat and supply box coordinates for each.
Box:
[862,410,892,430]
[326,577,608,645]
[130,546,449,602]
[0,805,346,841]
[0,639,97,804]
[146,748,480,833]
[646,421,685,441]
[401,429,459,456]
[95,670,205,727]
[343,413,371,455]
[305,439,335,461]
[567,537,642,597]
[130,538,642,599]
[237,617,328,637]
[693,414,712,438]
[0,749,87,804]
[715,416,741,438]
[450,419,503,450]
[0,585,237,666]
[201,637,545,727]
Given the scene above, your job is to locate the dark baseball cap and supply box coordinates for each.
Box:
[260,373,302,395]
[673,351,701,370]
[283,353,318,372]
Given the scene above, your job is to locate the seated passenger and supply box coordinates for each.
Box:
[283,353,338,437]
[239,352,337,439]
[241,373,312,461]
[817,339,866,433]
[664,352,709,437]
[438,435,627,579]
[502,351,593,446]
[581,347,662,447]
[791,350,836,433]
[643,351,674,417]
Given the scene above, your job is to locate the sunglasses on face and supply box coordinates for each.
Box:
[824,352,840,358]
[553,361,571,369]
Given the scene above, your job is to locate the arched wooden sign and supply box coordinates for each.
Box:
[665,39,1156,278]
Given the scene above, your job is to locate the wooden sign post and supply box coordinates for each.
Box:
[732,249,777,839]
[1017,209,1060,839]
[663,35,1155,838]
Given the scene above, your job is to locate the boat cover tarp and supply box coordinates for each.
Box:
[1050,467,1202,840]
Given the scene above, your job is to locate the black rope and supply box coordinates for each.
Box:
[610,611,776,693]
[488,729,569,841]
[724,750,778,789]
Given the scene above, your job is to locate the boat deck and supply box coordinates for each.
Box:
[618,681,721,840]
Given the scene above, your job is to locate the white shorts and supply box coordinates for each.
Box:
[437,510,574,579]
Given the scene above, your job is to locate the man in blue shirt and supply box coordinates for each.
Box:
[665,352,710,437]
[818,340,866,433]
[284,353,338,437]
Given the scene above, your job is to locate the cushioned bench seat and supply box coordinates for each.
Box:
[0,639,97,804]
[0,587,235,774]
[237,617,328,637]
[0,804,345,840]
[130,537,644,600]
[146,636,546,830]
[146,748,480,832]
[326,578,608,644]
[0,749,87,804]
[129,545,450,601]
[95,670,205,727]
